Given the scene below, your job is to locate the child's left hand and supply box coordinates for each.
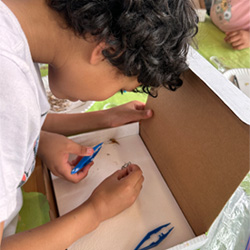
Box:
[38,131,94,183]
[224,30,250,50]
[107,100,153,128]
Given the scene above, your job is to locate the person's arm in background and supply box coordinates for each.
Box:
[42,101,153,136]
[1,164,144,250]
[224,30,250,50]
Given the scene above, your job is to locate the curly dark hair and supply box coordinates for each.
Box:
[47,0,198,95]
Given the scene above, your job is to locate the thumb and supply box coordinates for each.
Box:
[67,140,94,156]
[139,109,153,119]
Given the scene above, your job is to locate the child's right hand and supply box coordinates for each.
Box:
[224,30,250,50]
[88,164,144,223]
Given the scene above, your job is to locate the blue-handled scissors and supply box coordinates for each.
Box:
[71,142,103,174]
[134,223,174,250]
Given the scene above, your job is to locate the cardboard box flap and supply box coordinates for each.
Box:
[140,69,249,235]
[187,47,250,125]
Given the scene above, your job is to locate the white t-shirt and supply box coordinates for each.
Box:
[0,0,50,236]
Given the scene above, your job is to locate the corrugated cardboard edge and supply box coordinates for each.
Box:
[140,69,250,236]
[187,47,250,125]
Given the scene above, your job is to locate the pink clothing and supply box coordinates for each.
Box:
[210,0,250,32]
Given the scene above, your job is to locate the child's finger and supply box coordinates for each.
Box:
[117,167,130,180]
[66,140,94,157]
[232,44,246,50]
[225,31,238,38]
[116,164,142,181]
[121,164,143,185]
[231,40,243,47]
[225,34,240,43]
[63,161,94,183]
[127,108,153,121]
[127,101,153,119]
[133,101,146,110]
[224,32,240,41]
[70,155,82,165]
[134,175,144,192]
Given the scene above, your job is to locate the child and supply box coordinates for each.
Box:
[0,0,198,249]
[209,0,250,50]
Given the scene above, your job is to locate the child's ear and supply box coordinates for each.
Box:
[90,42,106,65]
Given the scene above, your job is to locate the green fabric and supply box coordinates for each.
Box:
[240,172,250,196]
[194,16,250,69]
[16,191,50,233]
[87,91,148,112]
[39,64,49,77]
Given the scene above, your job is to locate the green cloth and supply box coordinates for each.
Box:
[194,16,250,69]
[16,191,50,233]
[240,172,250,196]
[39,64,49,77]
[87,91,148,112]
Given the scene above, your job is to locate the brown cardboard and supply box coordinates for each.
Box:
[140,69,250,236]
[42,164,59,220]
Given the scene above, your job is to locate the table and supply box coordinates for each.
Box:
[194,16,250,70]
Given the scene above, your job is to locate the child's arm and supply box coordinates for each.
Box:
[224,30,250,50]
[1,164,144,250]
[1,200,98,250]
[42,101,153,136]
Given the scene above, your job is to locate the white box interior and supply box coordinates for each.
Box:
[51,123,205,250]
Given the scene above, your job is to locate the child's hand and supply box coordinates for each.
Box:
[38,131,94,183]
[107,101,153,127]
[89,164,144,223]
[224,30,250,50]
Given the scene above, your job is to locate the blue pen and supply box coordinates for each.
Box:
[71,142,103,174]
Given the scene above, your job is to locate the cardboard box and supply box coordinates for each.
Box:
[51,48,250,249]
